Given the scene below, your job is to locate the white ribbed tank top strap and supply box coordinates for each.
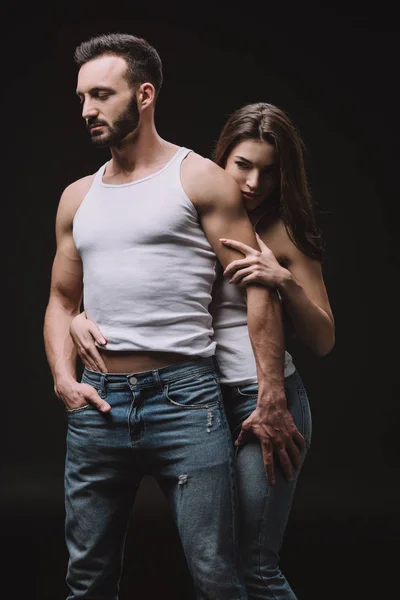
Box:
[72,163,108,226]
[175,146,192,162]
[93,161,108,184]
[168,146,192,186]
[168,146,192,185]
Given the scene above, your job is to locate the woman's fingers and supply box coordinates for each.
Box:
[220,238,259,256]
[229,266,254,284]
[88,322,107,346]
[224,257,252,277]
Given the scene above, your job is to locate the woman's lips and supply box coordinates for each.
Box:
[242,192,260,200]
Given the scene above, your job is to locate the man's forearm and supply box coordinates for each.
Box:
[243,282,305,485]
[43,298,79,389]
[246,285,285,402]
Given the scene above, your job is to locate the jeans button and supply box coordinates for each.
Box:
[129,376,138,385]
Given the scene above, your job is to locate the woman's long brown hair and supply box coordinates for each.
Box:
[213,102,324,261]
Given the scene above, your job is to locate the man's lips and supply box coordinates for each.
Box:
[89,124,105,132]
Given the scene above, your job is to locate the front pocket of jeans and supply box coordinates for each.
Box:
[81,376,106,398]
[164,374,220,409]
[235,384,258,399]
[66,403,94,414]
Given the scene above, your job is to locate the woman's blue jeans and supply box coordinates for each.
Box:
[222,370,312,600]
[64,357,247,599]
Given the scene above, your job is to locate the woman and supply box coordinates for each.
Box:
[209,102,334,599]
[70,102,335,599]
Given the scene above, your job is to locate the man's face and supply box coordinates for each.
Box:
[76,55,139,147]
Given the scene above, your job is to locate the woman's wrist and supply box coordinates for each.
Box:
[276,268,296,293]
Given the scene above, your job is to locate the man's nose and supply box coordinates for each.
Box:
[82,100,99,120]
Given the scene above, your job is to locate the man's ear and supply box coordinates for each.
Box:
[138,82,156,109]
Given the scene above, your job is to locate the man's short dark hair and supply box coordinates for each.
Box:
[74,32,163,98]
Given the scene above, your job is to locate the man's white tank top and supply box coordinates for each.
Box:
[210,267,296,386]
[72,146,217,356]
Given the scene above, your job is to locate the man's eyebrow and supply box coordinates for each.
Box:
[76,87,115,96]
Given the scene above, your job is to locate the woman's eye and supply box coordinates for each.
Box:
[236,161,248,169]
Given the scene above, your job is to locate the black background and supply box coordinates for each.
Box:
[3,3,399,599]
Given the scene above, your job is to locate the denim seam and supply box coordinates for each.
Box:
[83,368,218,390]
[256,485,279,600]
[162,373,221,408]
[218,387,245,597]
[235,386,258,399]
[81,378,102,391]
[163,383,220,410]
[66,404,94,414]
[298,388,312,450]
[128,390,146,446]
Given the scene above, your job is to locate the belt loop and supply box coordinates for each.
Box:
[152,369,162,392]
[99,373,107,398]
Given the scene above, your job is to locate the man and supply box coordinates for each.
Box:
[43,32,304,599]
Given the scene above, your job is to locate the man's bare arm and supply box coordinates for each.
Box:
[182,155,305,483]
[43,176,111,412]
[44,183,83,386]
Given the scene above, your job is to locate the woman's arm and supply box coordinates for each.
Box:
[274,247,335,356]
[221,220,335,356]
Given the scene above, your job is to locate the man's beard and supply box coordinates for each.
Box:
[87,95,140,148]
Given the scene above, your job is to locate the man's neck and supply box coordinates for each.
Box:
[108,126,169,174]
[102,129,180,184]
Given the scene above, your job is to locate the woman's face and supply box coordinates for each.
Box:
[224,139,278,212]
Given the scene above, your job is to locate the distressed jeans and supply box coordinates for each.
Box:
[222,370,312,600]
[64,356,247,599]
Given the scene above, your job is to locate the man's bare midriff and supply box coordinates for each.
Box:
[97,349,193,373]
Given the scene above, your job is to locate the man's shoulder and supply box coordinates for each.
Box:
[184,152,226,180]
[182,152,240,206]
[62,173,96,199]
[57,173,97,224]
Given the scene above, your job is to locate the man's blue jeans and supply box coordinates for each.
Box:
[64,357,247,599]
[222,370,312,600]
